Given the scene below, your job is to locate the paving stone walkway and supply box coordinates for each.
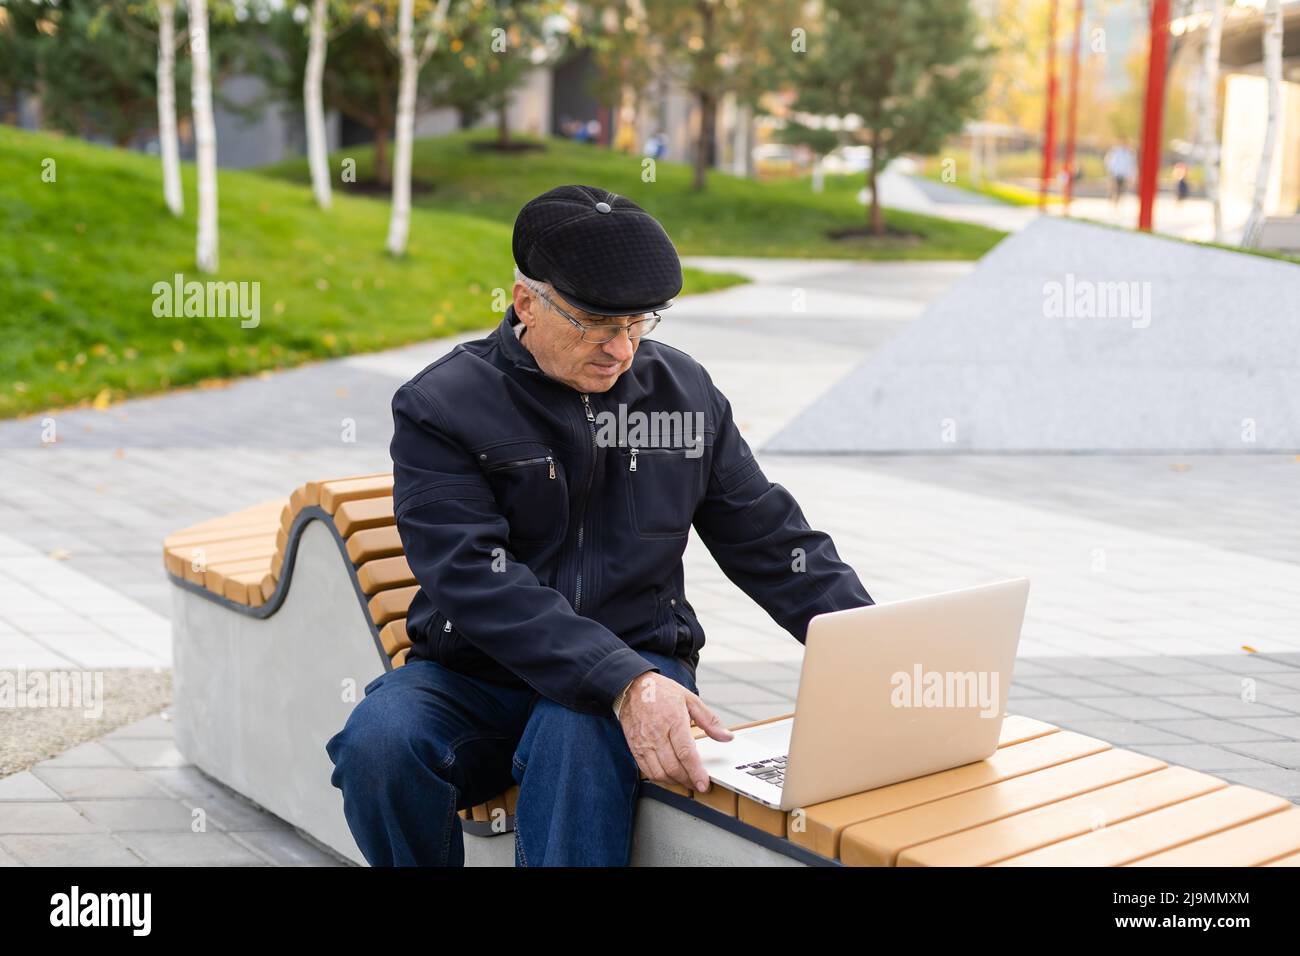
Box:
[2,255,1298,864]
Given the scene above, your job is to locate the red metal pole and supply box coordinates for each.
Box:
[1138,0,1171,231]
[1039,0,1060,210]
[1063,0,1084,212]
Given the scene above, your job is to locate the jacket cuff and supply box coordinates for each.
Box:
[581,647,659,711]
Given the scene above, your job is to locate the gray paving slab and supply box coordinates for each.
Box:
[1222,740,1300,769]
[227,828,349,866]
[178,786,295,834]
[69,798,201,833]
[1143,718,1286,744]
[694,681,792,706]
[99,739,188,769]
[1125,743,1276,773]
[0,834,143,866]
[1058,720,1198,747]
[116,831,267,866]
[1071,696,1211,721]
[0,802,106,835]
[1215,768,1300,799]
[0,772,62,802]
[29,766,172,800]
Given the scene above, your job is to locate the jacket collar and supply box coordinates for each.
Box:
[496,304,546,378]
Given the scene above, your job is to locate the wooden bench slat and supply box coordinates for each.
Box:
[180,538,276,573]
[223,569,269,605]
[319,475,395,515]
[168,531,276,560]
[391,647,410,668]
[1264,850,1300,866]
[378,619,411,656]
[289,480,324,515]
[204,557,276,595]
[183,543,276,584]
[368,585,419,627]
[346,525,406,565]
[839,748,1165,867]
[357,555,416,596]
[996,715,1059,748]
[1127,807,1300,867]
[899,766,1226,867]
[739,798,787,837]
[993,786,1290,867]
[163,520,280,548]
[162,500,285,543]
[790,728,1104,860]
[334,496,395,537]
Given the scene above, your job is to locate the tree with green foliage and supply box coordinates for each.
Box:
[582,0,803,192]
[0,2,43,125]
[790,0,989,235]
[16,0,162,147]
[426,0,562,149]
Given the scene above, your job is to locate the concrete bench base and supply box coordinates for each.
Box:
[464,789,830,867]
[172,518,384,866]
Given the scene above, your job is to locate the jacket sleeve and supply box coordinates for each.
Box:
[390,382,657,714]
[691,366,874,641]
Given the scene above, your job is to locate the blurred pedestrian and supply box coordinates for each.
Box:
[1173,162,1190,203]
[1104,141,1137,205]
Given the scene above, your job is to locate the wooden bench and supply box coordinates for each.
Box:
[163,474,1300,866]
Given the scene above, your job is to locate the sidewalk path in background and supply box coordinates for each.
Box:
[876,163,1247,244]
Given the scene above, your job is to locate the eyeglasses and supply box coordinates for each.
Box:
[524,279,662,344]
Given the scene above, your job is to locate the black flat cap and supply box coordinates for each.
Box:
[512,185,682,316]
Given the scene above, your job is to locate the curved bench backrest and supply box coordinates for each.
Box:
[162,473,414,667]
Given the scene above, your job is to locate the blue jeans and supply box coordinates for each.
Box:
[325,650,697,866]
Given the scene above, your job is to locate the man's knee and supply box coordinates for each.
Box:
[512,698,633,785]
[328,684,447,789]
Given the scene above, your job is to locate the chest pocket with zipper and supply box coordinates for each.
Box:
[476,440,568,547]
[620,435,712,538]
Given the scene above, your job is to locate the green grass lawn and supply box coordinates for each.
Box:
[260,130,1008,261]
[0,126,746,419]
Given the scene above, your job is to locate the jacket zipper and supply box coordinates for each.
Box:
[574,393,597,613]
[486,455,556,478]
[627,446,684,472]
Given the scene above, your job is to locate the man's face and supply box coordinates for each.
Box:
[513,281,643,394]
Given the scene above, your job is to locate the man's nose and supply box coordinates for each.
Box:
[602,330,635,363]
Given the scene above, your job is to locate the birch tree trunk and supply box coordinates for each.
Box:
[385,0,450,257]
[385,0,418,257]
[190,0,219,273]
[1241,0,1282,248]
[157,0,183,217]
[305,0,332,210]
[1198,0,1225,243]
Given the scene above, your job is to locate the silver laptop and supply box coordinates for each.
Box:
[694,578,1030,811]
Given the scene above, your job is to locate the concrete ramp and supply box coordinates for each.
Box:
[765,217,1300,453]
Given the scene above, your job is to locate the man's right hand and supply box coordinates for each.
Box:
[617,672,734,792]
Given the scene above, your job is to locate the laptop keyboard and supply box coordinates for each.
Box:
[737,754,788,788]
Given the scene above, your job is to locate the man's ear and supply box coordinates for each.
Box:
[513,282,539,329]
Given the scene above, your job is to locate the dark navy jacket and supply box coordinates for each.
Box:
[389,305,873,715]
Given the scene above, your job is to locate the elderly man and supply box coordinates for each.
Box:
[326,185,873,866]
